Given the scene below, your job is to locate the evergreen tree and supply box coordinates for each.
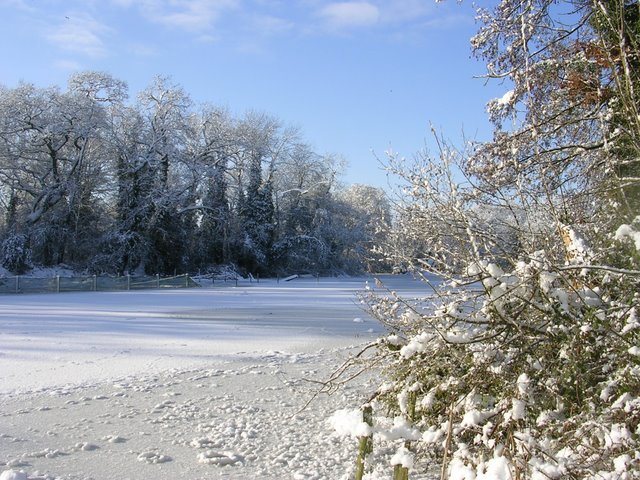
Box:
[195,159,230,268]
[238,156,275,273]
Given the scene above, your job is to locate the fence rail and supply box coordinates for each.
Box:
[0,274,199,294]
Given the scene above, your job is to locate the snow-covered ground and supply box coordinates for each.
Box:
[0,275,430,480]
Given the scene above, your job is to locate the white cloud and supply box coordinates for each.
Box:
[128,43,158,57]
[421,13,473,30]
[109,0,135,6]
[140,0,239,32]
[0,0,34,10]
[380,0,432,23]
[253,15,294,35]
[108,0,134,6]
[46,13,111,57]
[319,2,380,29]
[195,33,219,44]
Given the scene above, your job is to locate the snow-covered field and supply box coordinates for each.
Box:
[0,275,429,480]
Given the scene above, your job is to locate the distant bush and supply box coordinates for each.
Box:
[1,233,31,274]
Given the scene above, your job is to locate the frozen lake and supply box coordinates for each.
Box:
[0,274,436,480]
[0,275,432,395]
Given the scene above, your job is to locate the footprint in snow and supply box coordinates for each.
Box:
[24,448,65,459]
[152,400,175,410]
[197,450,244,466]
[71,442,99,452]
[190,437,223,449]
[137,451,171,464]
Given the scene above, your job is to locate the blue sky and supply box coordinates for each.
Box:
[0,0,502,189]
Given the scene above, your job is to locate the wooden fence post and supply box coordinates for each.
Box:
[355,405,373,480]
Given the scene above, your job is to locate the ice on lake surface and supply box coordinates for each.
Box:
[0,274,437,480]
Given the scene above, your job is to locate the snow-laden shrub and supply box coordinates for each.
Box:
[331,142,640,478]
[334,145,639,479]
[1,233,31,274]
[360,244,639,479]
[330,0,640,476]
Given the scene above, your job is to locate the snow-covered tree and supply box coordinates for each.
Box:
[94,105,152,274]
[136,76,193,274]
[336,184,392,272]
[342,1,640,478]
[0,71,385,275]
[0,80,112,267]
[235,112,280,273]
[271,145,337,273]
[188,107,235,269]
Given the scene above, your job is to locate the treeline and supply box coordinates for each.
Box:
[0,72,390,276]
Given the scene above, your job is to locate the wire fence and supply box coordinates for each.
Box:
[0,274,199,294]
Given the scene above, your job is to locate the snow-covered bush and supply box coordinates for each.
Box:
[333,0,640,477]
[1,233,31,274]
[346,146,640,479]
